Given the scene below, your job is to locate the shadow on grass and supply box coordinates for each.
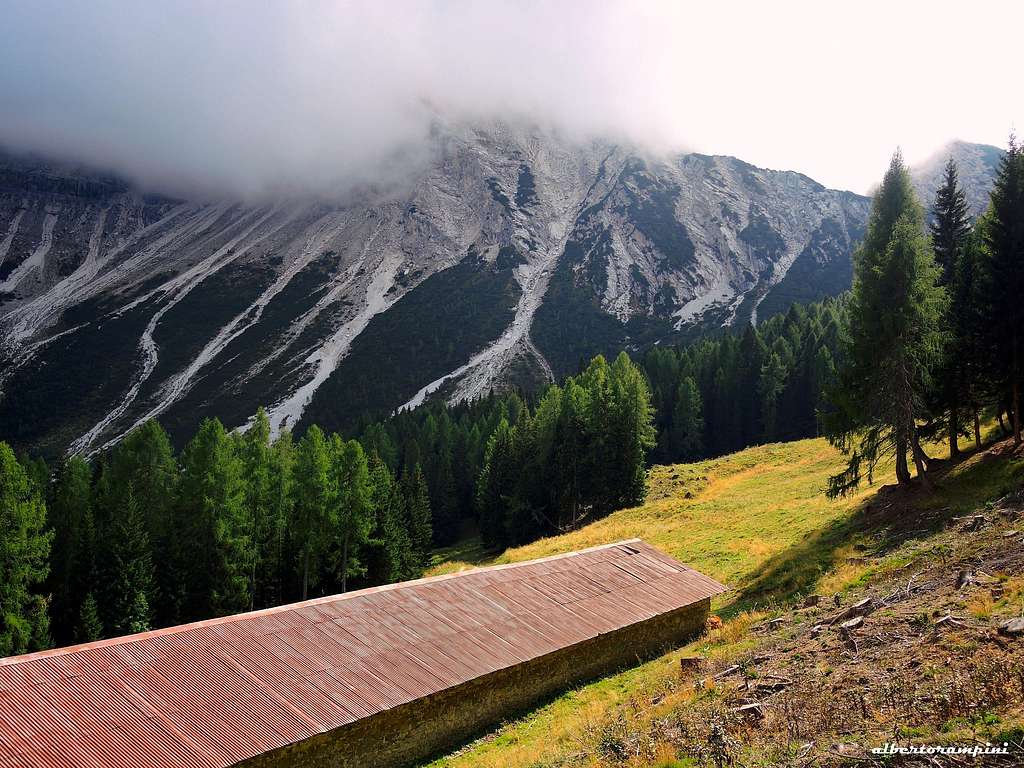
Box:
[731,439,1024,615]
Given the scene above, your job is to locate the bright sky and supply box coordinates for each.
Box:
[0,0,1019,197]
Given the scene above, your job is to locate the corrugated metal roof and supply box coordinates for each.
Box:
[0,539,725,768]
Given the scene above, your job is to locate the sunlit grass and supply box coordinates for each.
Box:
[426,432,1023,768]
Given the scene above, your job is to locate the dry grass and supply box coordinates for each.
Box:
[426,435,1024,768]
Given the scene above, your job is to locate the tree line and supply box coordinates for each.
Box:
[0,353,657,656]
[4,141,1019,655]
[1,411,433,654]
[642,299,846,464]
[825,140,1024,495]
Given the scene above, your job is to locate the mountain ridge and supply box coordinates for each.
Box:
[0,130,1000,456]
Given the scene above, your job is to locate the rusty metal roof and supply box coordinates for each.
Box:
[0,539,725,768]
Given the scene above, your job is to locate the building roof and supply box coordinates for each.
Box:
[0,539,725,768]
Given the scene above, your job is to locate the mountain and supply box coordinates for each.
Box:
[0,129,996,457]
[910,139,1005,217]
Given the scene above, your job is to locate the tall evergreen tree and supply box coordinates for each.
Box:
[177,418,249,619]
[671,377,704,459]
[75,592,103,643]
[330,436,372,593]
[237,408,282,610]
[366,454,414,583]
[981,138,1024,444]
[102,486,155,636]
[293,425,334,600]
[0,442,52,656]
[825,152,947,496]
[403,465,433,569]
[263,429,294,608]
[929,158,973,457]
[47,456,93,644]
[930,158,972,286]
[476,418,516,549]
[106,421,181,625]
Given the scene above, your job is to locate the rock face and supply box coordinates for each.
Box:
[910,140,1005,218]
[0,129,997,456]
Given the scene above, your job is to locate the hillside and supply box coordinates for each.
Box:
[0,130,870,457]
[427,436,1024,766]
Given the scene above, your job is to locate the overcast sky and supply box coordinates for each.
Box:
[0,0,1019,198]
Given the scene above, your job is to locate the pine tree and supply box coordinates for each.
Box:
[177,418,250,619]
[670,377,704,459]
[102,486,155,637]
[264,429,295,607]
[825,152,947,496]
[237,408,280,610]
[0,442,52,656]
[107,421,180,625]
[330,436,372,593]
[403,465,433,569]
[929,158,973,457]
[366,454,414,583]
[75,592,103,643]
[476,419,515,549]
[981,137,1024,444]
[47,455,93,644]
[293,425,334,600]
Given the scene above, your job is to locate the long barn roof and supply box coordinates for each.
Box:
[0,539,725,768]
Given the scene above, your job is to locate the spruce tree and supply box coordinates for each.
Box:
[75,592,103,643]
[47,455,93,644]
[824,152,947,496]
[102,486,155,636]
[981,138,1024,444]
[366,454,414,583]
[929,158,973,456]
[606,352,656,512]
[0,442,52,656]
[107,421,180,625]
[930,157,972,286]
[403,465,433,569]
[671,377,704,459]
[476,419,515,549]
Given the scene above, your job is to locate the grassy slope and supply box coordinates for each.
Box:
[426,435,1024,768]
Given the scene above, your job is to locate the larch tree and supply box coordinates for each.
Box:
[293,425,334,600]
[0,441,52,657]
[177,418,250,619]
[329,436,372,593]
[237,408,279,610]
[825,152,947,496]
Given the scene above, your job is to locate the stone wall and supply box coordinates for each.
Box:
[237,597,710,768]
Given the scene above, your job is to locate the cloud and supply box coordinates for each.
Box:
[0,0,1020,197]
